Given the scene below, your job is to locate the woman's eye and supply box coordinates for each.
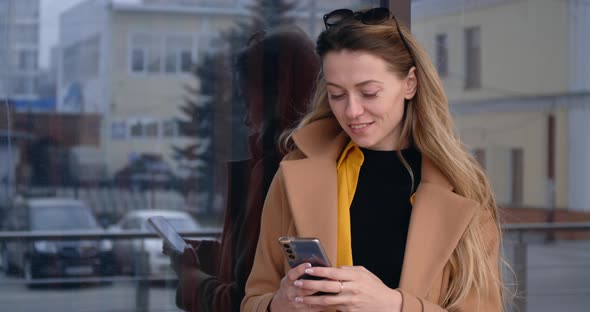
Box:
[329,94,345,100]
[362,93,378,98]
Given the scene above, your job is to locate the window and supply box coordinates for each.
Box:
[128,119,159,137]
[13,0,39,19]
[131,33,194,74]
[180,51,193,72]
[13,24,38,45]
[511,148,524,205]
[80,35,100,79]
[62,44,79,84]
[465,26,481,89]
[17,50,37,70]
[473,148,486,170]
[131,48,145,72]
[111,121,127,139]
[129,120,143,137]
[13,75,37,95]
[163,119,178,137]
[144,120,159,137]
[61,35,100,84]
[435,33,448,77]
[131,33,162,73]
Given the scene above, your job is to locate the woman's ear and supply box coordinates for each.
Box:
[404,66,418,100]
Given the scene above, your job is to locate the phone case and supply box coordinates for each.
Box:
[278,237,331,268]
[147,216,187,252]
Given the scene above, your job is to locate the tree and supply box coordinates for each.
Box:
[174,0,297,215]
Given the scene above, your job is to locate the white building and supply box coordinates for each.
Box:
[57,0,354,177]
[412,0,590,211]
[0,0,41,100]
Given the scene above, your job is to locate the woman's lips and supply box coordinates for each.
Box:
[349,122,373,133]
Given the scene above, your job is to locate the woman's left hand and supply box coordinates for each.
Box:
[293,266,402,312]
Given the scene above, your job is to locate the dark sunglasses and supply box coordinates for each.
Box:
[323,8,415,65]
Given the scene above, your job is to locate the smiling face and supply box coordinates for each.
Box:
[323,50,417,151]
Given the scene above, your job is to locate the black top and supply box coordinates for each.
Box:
[349,146,421,289]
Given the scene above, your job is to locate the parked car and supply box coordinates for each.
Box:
[114,153,178,190]
[109,209,201,279]
[0,198,116,286]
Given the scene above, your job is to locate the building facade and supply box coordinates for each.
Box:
[412,0,590,211]
[0,0,41,100]
[57,0,361,177]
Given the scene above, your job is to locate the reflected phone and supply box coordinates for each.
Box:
[278,237,331,281]
[147,216,187,253]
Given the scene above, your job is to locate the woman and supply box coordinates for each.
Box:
[242,7,503,312]
[165,26,320,312]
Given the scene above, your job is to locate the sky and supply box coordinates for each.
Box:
[39,0,140,69]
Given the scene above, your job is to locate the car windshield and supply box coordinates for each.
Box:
[30,203,100,231]
[146,217,198,233]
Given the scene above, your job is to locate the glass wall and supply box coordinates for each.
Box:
[0,1,383,311]
[411,0,590,311]
[1,0,588,311]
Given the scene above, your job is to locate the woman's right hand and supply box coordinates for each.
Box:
[269,263,324,312]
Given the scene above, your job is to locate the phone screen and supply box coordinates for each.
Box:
[147,216,187,252]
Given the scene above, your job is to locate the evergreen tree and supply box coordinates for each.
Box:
[174,0,296,215]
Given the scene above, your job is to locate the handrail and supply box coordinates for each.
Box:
[0,229,222,241]
[1,223,589,241]
[502,222,590,232]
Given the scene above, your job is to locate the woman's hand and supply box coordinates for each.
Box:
[292,266,402,312]
[269,263,324,312]
[162,241,200,276]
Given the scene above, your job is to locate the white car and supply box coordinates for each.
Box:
[110,209,201,279]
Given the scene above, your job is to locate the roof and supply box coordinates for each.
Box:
[26,197,88,207]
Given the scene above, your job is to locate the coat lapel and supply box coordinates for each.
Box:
[279,119,348,265]
[399,158,477,297]
[280,157,339,264]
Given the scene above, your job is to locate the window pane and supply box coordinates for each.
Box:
[131,48,145,72]
[13,24,38,45]
[163,120,177,137]
[131,34,161,73]
[129,120,143,137]
[180,50,192,72]
[17,50,37,70]
[144,121,159,137]
[435,33,447,77]
[464,26,481,89]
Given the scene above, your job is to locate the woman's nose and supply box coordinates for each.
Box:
[345,97,364,119]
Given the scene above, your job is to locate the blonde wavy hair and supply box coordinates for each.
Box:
[282,12,504,311]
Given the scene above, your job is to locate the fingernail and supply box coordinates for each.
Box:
[304,268,313,274]
[305,263,312,268]
[294,297,303,303]
[293,280,303,287]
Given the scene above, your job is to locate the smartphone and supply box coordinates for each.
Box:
[147,216,187,253]
[278,237,331,281]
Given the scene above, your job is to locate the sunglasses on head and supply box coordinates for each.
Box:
[323,7,415,65]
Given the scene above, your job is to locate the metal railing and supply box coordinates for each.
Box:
[0,230,221,312]
[502,222,590,312]
[1,223,589,312]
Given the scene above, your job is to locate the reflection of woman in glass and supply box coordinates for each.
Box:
[166,26,320,312]
[243,8,503,312]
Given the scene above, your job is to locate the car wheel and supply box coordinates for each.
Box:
[24,258,39,288]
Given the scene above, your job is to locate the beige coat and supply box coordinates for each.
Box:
[241,118,501,312]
